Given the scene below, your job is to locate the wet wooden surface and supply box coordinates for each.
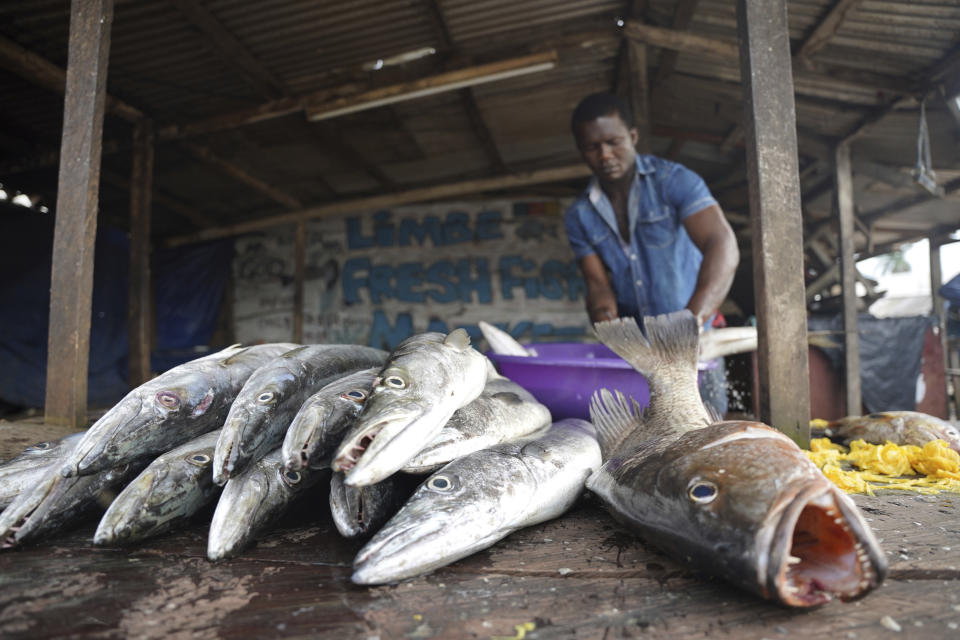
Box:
[1,421,959,639]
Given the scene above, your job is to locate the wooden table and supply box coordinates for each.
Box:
[1,421,958,639]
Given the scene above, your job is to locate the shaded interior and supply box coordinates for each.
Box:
[781,503,870,606]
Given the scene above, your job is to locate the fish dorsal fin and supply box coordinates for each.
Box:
[589,389,644,460]
[492,391,523,406]
[443,328,471,351]
[280,345,311,358]
[221,345,251,366]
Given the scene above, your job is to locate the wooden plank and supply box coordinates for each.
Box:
[163,163,592,247]
[652,0,699,86]
[128,120,154,387]
[169,0,286,99]
[835,142,862,415]
[44,0,115,429]
[623,21,737,59]
[627,40,651,154]
[737,0,810,445]
[178,142,302,210]
[292,220,305,344]
[793,0,865,61]
[304,51,558,121]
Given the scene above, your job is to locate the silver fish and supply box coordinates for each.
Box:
[94,430,222,545]
[401,377,552,474]
[213,344,387,485]
[329,471,417,539]
[207,448,330,561]
[820,411,960,452]
[61,343,298,478]
[351,419,601,584]
[0,458,149,548]
[333,330,490,487]
[281,367,380,471]
[0,432,84,509]
[588,310,887,607]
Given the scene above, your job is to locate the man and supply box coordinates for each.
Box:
[565,92,739,411]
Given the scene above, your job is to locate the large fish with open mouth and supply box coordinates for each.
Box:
[0,458,149,548]
[94,430,222,545]
[0,432,84,509]
[400,377,552,474]
[817,411,960,452]
[213,344,387,485]
[588,310,887,607]
[329,471,418,539]
[281,367,380,472]
[207,448,330,560]
[351,418,601,584]
[60,343,298,478]
[332,330,490,487]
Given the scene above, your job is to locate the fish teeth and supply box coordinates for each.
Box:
[787,555,802,565]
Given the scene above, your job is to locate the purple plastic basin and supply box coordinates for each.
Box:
[488,343,713,421]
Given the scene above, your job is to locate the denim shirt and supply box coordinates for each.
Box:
[564,155,718,320]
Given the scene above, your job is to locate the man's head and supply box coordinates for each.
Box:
[571,93,638,185]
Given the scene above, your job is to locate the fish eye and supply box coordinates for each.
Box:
[346,389,367,400]
[257,391,276,404]
[29,442,51,451]
[281,470,302,486]
[186,453,211,467]
[427,475,453,492]
[156,391,181,410]
[688,480,718,504]
[383,375,406,389]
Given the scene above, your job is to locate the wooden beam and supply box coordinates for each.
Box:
[737,0,810,444]
[861,176,960,227]
[169,0,286,99]
[793,0,864,61]
[627,40,651,154]
[0,32,140,123]
[835,142,862,415]
[653,0,700,86]
[128,120,153,387]
[44,0,114,428]
[178,142,302,210]
[292,220,305,344]
[164,163,592,247]
[304,51,558,121]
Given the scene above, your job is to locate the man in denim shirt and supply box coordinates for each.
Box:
[565,93,739,411]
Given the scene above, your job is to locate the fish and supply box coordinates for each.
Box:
[478,321,536,357]
[332,329,490,487]
[213,344,387,485]
[94,430,222,545]
[281,367,380,472]
[329,471,418,539]
[60,343,298,478]
[351,418,601,584]
[588,310,887,607]
[400,377,552,474]
[207,448,330,561]
[818,411,960,453]
[0,458,149,548]
[0,432,84,509]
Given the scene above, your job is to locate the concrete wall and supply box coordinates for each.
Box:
[232,199,590,350]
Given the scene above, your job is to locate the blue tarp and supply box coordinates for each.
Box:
[941,272,960,306]
[0,209,231,408]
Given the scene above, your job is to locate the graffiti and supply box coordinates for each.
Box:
[235,242,287,283]
[347,210,504,249]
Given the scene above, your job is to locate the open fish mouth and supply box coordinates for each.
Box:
[334,422,388,473]
[768,485,886,607]
[332,405,422,475]
[0,476,59,548]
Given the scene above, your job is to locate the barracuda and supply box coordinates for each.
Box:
[588,311,887,607]
[328,471,417,539]
[0,432,83,509]
[60,343,298,478]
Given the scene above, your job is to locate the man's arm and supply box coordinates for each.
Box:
[577,254,619,323]
[682,204,740,327]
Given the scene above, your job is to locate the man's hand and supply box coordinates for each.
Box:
[578,254,619,323]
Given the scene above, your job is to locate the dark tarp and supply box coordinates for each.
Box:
[0,208,231,408]
[807,313,933,413]
[941,272,960,306]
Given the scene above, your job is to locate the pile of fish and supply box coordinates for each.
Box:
[0,313,892,608]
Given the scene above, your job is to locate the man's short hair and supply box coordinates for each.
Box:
[571,93,634,133]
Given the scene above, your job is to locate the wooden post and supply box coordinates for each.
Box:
[737,0,811,445]
[627,41,651,154]
[128,120,154,387]
[44,0,115,428]
[835,142,861,415]
[930,238,951,415]
[293,220,306,344]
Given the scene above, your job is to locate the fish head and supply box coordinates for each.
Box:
[215,381,287,483]
[60,394,153,476]
[283,385,368,471]
[351,450,532,584]
[593,421,886,607]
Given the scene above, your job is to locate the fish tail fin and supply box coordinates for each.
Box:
[593,310,700,390]
[589,389,644,459]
